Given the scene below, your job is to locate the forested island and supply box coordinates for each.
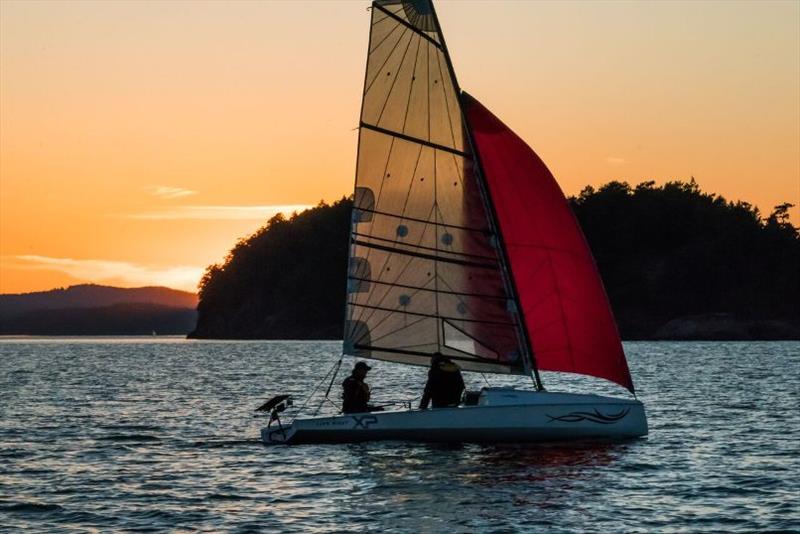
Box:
[190,180,799,340]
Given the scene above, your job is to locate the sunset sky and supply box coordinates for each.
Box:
[1,0,798,294]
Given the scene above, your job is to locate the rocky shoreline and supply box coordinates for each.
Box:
[648,313,800,341]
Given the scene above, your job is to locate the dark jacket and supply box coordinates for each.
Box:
[342,374,371,414]
[420,359,465,409]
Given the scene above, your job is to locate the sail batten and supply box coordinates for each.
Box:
[353,232,499,262]
[353,208,489,233]
[351,239,497,269]
[360,122,471,158]
[372,3,443,50]
[347,277,509,300]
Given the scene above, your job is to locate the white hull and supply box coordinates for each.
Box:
[261,389,647,445]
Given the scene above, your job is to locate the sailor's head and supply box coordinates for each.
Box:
[353,361,371,378]
[431,351,445,365]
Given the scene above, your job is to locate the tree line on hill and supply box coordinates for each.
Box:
[190,180,799,340]
[0,285,198,335]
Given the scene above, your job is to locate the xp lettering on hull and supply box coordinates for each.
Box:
[351,415,378,429]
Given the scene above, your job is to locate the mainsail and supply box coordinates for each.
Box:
[343,0,530,374]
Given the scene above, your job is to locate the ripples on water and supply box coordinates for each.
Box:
[0,339,797,532]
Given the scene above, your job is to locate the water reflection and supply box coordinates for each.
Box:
[0,339,797,532]
[328,438,642,530]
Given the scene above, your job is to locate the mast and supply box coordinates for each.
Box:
[427,0,544,390]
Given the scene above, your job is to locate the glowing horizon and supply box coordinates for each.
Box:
[1,0,798,294]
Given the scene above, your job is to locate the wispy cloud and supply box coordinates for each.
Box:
[145,185,198,199]
[606,157,626,165]
[124,204,313,221]
[10,255,204,292]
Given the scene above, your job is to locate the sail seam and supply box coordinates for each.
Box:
[372,3,443,51]
[369,19,402,54]
[376,31,417,125]
[352,239,496,269]
[371,12,391,27]
[364,27,411,96]
[355,207,489,233]
[400,31,423,133]
[361,122,470,158]
[348,304,518,327]
[435,48,459,152]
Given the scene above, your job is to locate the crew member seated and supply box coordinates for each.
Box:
[342,361,382,414]
[419,352,465,409]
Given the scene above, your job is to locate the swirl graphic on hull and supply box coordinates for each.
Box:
[546,408,630,424]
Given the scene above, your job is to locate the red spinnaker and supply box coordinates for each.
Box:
[463,94,634,393]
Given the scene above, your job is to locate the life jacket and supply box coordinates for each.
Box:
[341,375,370,413]
[425,361,465,408]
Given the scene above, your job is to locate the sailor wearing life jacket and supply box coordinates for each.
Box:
[420,352,465,409]
[342,361,374,414]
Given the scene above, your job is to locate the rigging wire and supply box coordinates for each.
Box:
[292,358,340,418]
[312,356,344,416]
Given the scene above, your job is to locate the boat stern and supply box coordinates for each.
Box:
[261,423,296,444]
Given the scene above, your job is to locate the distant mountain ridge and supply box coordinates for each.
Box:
[0,284,198,335]
[0,284,196,315]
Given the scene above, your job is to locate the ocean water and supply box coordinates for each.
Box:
[0,339,797,532]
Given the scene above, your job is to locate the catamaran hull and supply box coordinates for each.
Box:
[261,391,647,445]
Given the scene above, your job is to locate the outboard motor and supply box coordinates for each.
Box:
[255,395,293,440]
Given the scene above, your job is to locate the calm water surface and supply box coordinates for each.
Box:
[1,339,798,532]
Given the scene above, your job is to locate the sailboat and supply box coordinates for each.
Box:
[260,0,647,444]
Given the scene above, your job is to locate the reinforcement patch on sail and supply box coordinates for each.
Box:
[463,94,635,393]
[343,1,527,375]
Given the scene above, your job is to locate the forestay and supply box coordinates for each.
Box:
[343,0,529,374]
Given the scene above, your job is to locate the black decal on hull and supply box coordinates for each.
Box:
[546,408,630,424]
[352,415,379,429]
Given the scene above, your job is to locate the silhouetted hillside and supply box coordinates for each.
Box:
[0,284,197,317]
[191,182,799,340]
[0,284,198,335]
[191,200,351,339]
[570,180,799,338]
[0,303,197,335]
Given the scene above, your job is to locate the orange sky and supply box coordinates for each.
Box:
[1,0,798,293]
